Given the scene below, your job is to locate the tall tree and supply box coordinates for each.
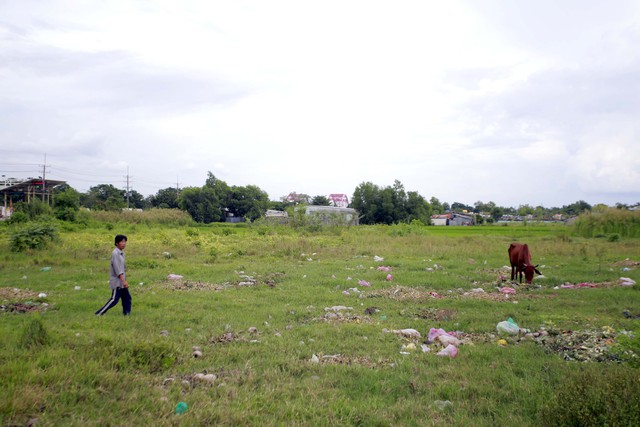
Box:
[227,185,269,221]
[406,191,432,224]
[351,182,380,225]
[150,187,180,209]
[179,186,223,223]
[83,184,126,211]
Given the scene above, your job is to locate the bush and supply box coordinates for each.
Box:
[9,223,58,252]
[541,365,640,426]
[573,209,640,238]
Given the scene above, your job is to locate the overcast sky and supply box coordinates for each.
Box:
[1,0,639,208]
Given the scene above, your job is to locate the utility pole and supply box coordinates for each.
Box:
[40,153,48,203]
[125,167,131,209]
[176,176,181,199]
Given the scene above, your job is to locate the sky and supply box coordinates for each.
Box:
[1,0,639,208]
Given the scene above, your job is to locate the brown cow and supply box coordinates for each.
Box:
[508,243,541,284]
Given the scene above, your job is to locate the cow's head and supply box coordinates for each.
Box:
[522,264,542,284]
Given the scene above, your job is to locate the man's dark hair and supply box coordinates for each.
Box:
[115,234,128,245]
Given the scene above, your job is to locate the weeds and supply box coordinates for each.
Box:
[9,223,58,252]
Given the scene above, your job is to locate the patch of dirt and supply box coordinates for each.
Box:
[313,312,374,324]
[314,353,394,368]
[209,331,247,344]
[414,308,457,321]
[164,280,228,291]
[532,327,624,362]
[612,259,640,268]
[0,303,43,313]
[367,286,437,301]
[0,287,41,301]
[165,272,285,291]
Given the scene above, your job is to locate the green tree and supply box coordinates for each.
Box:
[564,200,592,216]
[227,185,269,221]
[406,191,432,224]
[311,195,330,206]
[82,184,125,211]
[150,187,180,209]
[351,182,381,225]
[179,186,223,223]
[430,197,444,214]
[53,186,80,221]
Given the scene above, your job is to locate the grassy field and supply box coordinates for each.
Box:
[1,221,640,426]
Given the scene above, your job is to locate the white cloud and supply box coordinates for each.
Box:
[1,0,639,207]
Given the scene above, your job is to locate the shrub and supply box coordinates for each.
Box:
[9,223,58,252]
[541,365,640,426]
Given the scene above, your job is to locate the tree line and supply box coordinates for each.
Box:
[10,173,636,224]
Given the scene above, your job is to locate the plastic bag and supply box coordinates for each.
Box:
[496,317,520,335]
[436,344,458,358]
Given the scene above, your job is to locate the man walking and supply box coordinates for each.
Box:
[95,234,132,316]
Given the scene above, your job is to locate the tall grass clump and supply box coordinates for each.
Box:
[9,222,58,252]
[89,208,194,226]
[572,208,640,238]
[19,317,50,349]
[541,365,640,426]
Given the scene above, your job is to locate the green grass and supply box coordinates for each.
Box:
[1,222,639,426]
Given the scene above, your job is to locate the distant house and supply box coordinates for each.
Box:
[328,193,349,208]
[304,205,359,226]
[431,212,474,226]
[0,177,66,219]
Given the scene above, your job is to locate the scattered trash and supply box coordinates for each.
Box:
[497,339,508,347]
[436,345,458,358]
[428,291,442,299]
[401,343,417,351]
[310,354,320,364]
[377,266,392,272]
[74,286,81,291]
[499,287,516,294]
[163,252,172,259]
[324,306,353,312]
[469,288,485,293]
[420,344,431,353]
[386,274,393,281]
[392,328,422,339]
[532,326,623,362]
[496,318,523,335]
[619,277,636,286]
[193,350,202,358]
[248,327,258,334]
[364,307,379,315]
[38,293,47,298]
[374,256,384,262]
[40,267,51,272]
[623,310,640,319]
[358,280,371,287]
[160,330,169,336]
[427,328,457,343]
[342,290,351,296]
[167,274,183,280]
[175,402,188,415]
[434,400,453,410]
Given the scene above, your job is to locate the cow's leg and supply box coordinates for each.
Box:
[511,266,516,281]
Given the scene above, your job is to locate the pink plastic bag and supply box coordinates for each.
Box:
[499,287,516,294]
[436,344,458,358]
[358,280,371,287]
